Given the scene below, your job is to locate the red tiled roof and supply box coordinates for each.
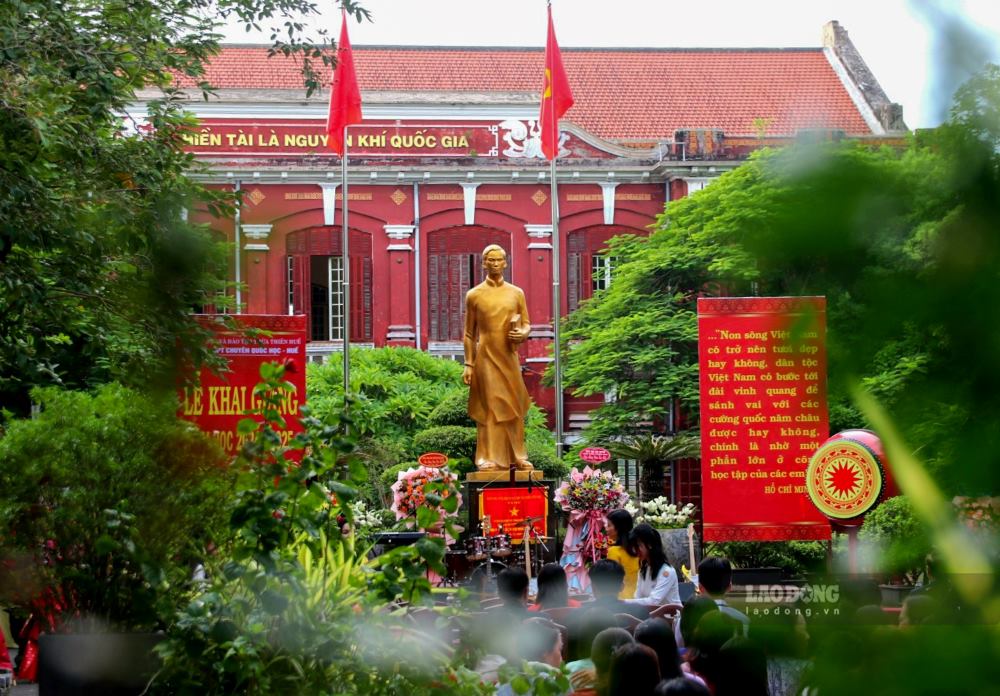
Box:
[179,46,873,139]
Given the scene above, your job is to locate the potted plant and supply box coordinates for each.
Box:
[628,497,699,577]
[0,384,233,693]
[858,496,932,606]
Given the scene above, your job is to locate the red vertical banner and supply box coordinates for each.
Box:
[179,315,307,457]
[697,297,830,541]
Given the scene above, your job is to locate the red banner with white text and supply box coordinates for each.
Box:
[179,315,307,457]
[697,297,830,541]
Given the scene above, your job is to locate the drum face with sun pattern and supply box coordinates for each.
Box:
[806,435,886,523]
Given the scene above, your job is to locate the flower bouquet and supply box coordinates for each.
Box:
[556,466,630,594]
[953,496,999,533]
[390,465,462,539]
[953,496,999,561]
[585,529,611,565]
[555,466,630,513]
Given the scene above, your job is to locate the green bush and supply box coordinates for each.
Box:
[0,384,234,629]
[527,440,568,481]
[704,540,828,577]
[427,389,474,427]
[380,461,418,490]
[859,496,931,582]
[412,425,478,462]
[307,348,464,442]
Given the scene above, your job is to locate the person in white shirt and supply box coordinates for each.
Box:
[624,523,682,607]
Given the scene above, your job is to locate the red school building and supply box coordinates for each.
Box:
[146,21,904,492]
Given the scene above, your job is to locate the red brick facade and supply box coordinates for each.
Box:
[158,30,903,443]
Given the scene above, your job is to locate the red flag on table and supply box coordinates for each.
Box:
[326,9,362,155]
[539,5,574,160]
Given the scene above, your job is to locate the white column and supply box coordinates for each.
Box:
[599,182,619,225]
[319,183,339,225]
[384,224,417,342]
[461,182,480,225]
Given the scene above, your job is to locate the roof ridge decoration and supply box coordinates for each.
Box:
[822,20,907,132]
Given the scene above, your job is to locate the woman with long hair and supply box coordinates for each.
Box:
[634,617,684,681]
[607,643,661,696]
[623,523,681,607]
[529,563,583,611]
[605,508,640,599]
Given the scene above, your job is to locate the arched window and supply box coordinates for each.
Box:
[426,227,511,342]
[567,226,635,313]
[286,227,372,342]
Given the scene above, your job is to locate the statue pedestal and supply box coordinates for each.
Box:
[466,470,544,483]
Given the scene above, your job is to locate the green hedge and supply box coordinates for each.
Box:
[704,540,828,577]
[426,390,474,427]
[528,440,569,481]
[412,425,478,461]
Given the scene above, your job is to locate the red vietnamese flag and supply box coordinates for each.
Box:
[539,6,574,160]
[326,9,362,155]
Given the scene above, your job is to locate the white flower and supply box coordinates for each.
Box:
[637,497,696,528]
[350,500,390,530]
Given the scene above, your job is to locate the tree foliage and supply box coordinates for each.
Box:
[561,68,1000,494]
[0,0,368,414]
[0,384,233,629]
[607,433,700,501]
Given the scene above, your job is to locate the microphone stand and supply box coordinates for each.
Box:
[553,508,563,566]
[523,519,551,575]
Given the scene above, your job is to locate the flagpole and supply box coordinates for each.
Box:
[544,0,566,460]
[341,125,350,396]
[327,6,360,402]
[551,155,563,460]
[548,0,563,458]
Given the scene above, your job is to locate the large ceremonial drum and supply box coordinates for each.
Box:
[805,429,897,526]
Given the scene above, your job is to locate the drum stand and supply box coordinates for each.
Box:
[460,549,506,595]
[441,521,511,590]
[436,562,462,588]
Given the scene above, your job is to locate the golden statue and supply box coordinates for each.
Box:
[463,245,534,471]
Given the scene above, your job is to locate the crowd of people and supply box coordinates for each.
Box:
[461,509,964,696]
[472,555,755,696]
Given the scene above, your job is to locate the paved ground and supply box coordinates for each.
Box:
[4,648,36,695]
